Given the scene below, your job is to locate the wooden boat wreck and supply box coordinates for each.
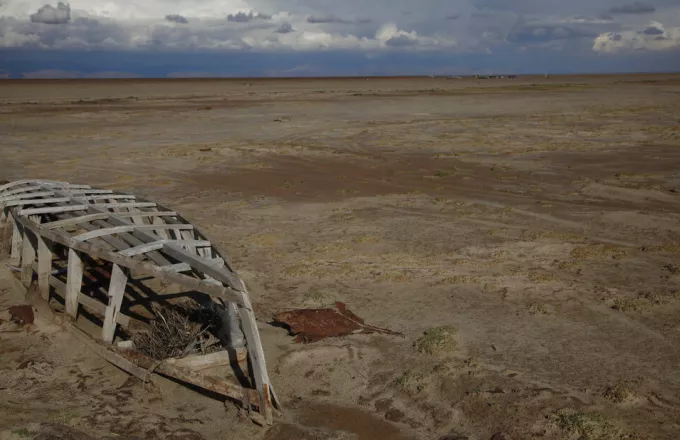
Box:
[0,179,280,425]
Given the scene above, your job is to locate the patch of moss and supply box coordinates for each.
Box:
[414,326,458,355]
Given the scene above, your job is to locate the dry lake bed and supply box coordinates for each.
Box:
[1,75,679,439]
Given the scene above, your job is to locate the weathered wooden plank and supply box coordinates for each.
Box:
[12,216,245,304]
[0,180,81,194]
[19,205,88,216]
[66,248,84,318]
[75,224,194,242]
[44,213,111,229]
[165,350,236,371]
[45,272,131,327]
[9,214,22,265]
[70,325,152,382]
[20,228,37,286]
[102,264,128,343]
[5,197,71,207]
[152,216,170,239]
[238,285,275,422]
[75,195,136,201]
[74,225,136,242]
[36,235,52,300]
[0,191,55,202]
[95,202,156,210]
[119,240,211,257]
[162,244,243,292]
[62,189,114,196]
[0,179,36,192]
[118,240,167,256]
[44,212,180,230]
[159,262,193,273]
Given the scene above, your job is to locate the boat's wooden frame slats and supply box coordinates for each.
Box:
[0,180,280,425]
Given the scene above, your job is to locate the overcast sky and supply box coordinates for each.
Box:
[1,0,679,77]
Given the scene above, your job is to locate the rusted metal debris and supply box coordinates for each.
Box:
[9,305,34,326]
[273,302,402,343]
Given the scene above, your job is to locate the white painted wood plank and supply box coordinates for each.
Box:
[102,264,128,343]
[66,249,83,318]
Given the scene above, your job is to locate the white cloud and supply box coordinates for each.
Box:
[0,0,679,55]
[593,21,680,52]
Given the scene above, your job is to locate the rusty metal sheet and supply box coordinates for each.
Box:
[273,302,402,343]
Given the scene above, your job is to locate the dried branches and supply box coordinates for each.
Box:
[132,302,222,360]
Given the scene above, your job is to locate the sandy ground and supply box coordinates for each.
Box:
[0,75,679,440]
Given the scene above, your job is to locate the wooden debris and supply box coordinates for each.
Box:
[0,179,280,425]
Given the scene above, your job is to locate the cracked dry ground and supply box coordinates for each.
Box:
[1,75,680,439]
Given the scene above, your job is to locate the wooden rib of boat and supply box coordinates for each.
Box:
[0,179,280,425]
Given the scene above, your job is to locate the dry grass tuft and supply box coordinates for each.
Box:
[526,302,549,315]
[611,297,647,312]
[603,384,633,403]
[571,244,628,260]
[432,275,480,285]
[527,271,557,283]
[246,233,281,247]
[550,410,617,440]
[643,244,680,254]
[351,235,380,244]
[534,231,583,241]
[414,326,458,355]
[132,302,222,360]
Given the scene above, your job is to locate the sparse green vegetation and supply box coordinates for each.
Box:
[11,428,32,438]
[433,170,453,178]
[414,326,458,355]
[551,409,617,440]
[393,369,426,392]
[303,289,325,303]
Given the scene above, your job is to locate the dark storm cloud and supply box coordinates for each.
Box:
[227,11,271,22]
[642,26,664,34]
[275,23,294,33]
[447,14,460,20]
[165,14,189,24]
[30,2,71,24]
[609,2,656,14]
